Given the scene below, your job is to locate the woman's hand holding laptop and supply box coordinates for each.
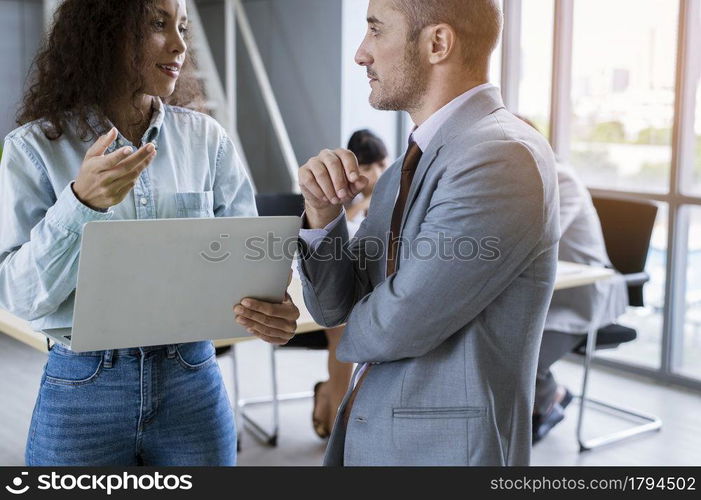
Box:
[233,293,299,345]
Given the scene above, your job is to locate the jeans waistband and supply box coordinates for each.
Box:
[103,345,179,368]
[51,342,183,360]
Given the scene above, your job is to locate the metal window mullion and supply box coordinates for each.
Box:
[674,0,701,194]
[549,0,574,159]
[234,0,300,192]
[666,201,690,372]
[501,0,523,111]
[187,1,229,124]
[187,0,256,192]
[662,0,699,373]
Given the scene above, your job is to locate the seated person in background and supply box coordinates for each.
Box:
[343,130,389,238]
[516,117,629,443]
[312,129,388,439]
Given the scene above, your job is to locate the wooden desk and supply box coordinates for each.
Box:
[0,261,615,353]
[0,308,47,352]
[554,261,613,291]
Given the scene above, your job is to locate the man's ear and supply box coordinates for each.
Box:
[426,24,456,64]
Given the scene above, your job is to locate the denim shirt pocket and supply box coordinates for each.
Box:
[175,191,214,218]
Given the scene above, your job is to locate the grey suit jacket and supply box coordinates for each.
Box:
[298,87,560,466]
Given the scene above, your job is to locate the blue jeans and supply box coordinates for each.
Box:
[25,341,236,466]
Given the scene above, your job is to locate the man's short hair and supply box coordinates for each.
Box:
[393,0,503,73]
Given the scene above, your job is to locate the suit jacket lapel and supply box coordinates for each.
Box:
[400,86,506,229]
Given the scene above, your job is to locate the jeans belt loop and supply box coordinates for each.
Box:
[166,344,177,359]
[103,349,114,369]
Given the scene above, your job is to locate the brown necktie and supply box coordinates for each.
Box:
[341,140,423,428]
[387,139,423,276]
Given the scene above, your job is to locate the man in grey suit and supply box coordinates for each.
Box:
[295,0,559,465]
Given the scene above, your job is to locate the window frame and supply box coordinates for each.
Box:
[502,0,701,390]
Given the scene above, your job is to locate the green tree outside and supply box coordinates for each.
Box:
[588,121,626,143]
[637,127,672,146]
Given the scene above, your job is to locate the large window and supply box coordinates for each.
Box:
[518,0,554,135]
[503,0,701,386]
[565,0,679,369]
[569,0,678,193]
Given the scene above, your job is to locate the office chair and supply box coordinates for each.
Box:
[571,195,663,451]
[223,193,328,446]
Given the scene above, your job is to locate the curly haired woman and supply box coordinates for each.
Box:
[0,0,299,466]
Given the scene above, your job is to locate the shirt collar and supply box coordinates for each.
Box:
[87,97,165,153]
[410,83,495,152]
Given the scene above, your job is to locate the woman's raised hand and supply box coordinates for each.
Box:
[73,127,157,210]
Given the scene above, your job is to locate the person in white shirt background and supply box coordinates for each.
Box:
[515,116,628,443]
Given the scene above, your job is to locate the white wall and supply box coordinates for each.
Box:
[341,0,400,160]
[0,0,43,141]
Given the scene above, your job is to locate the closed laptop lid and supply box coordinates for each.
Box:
[70,216,300,351]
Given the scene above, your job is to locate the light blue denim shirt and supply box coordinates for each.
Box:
[0,98,257,331]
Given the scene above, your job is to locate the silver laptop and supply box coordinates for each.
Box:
[42,216,301,352]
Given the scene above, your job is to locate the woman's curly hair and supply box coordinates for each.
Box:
[16,0,204,141]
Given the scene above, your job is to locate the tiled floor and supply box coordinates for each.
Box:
[1,334,699,466]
